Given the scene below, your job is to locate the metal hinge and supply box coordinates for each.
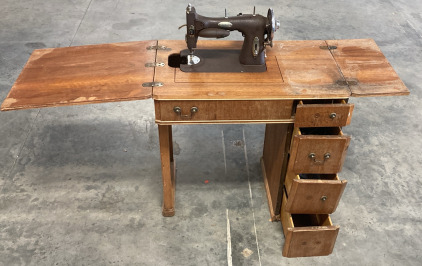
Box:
[320,45,337,50]
[145,62,165,67]
[142,82,163,87]
[337,80,358,86]
[146,45,171,51]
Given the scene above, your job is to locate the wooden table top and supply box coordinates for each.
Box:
[1,39,409,111]
[1,41,156,111]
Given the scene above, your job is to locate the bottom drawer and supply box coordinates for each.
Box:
[281,191,339,257]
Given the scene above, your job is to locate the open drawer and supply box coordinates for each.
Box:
[289,127,351,174]
[295,99,354,127]
[281,191,340,257]
[284,172,347,214]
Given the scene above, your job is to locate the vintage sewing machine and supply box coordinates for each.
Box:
[168,4,280,73]
[0,2,410,259]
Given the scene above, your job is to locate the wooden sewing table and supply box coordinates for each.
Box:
[1,39,409,257]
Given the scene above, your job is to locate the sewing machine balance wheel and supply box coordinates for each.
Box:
[266,8,280,48]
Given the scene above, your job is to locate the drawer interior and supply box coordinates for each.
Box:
[299,99,347,105]
[294,99,347,113]
[298,173,339,180]
[290,214,332,227]
[285,172,340,191]
[298,127,342,136]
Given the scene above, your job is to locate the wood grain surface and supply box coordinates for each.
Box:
[285,173,347,214]
[155,100,293,123]
[154,40,352,100]
[1,39,409,111]
[289,127,351,174]
[276,40,348,94]
[158,125,176,217]
[261,123,293,220]
[1,41,157,111]
[326,39,409,97]
[295,101,354,128]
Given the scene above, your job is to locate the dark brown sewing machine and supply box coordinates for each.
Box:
[168,4,280,73]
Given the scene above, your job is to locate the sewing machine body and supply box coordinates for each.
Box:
[169,4,279,73]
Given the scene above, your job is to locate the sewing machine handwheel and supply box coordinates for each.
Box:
[266,8,277,47]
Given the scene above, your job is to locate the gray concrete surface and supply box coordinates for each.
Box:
[0,0,421,265]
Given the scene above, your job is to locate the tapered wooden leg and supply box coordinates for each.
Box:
[158,125,175,217]
[261,123,293,221]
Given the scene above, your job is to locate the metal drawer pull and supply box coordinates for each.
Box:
[173,106,198,119]
[329,113,337,119]
[308,152,331,164]
[321,196,328,201]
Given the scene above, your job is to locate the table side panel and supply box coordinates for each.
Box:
[262,123,293,220]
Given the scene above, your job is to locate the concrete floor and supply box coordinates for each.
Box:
[0,0,421,265]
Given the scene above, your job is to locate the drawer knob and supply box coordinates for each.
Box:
[308,152,331,164]
[173,106,198,119]
[329,112,337,119]
[321,196,328,201]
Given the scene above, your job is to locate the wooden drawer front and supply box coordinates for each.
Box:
[281,191,339,257]
[157,101,217,121]
[156,100,293,122]
[295,100,354,127]
[284,173,347,214]
[290,127,351,174]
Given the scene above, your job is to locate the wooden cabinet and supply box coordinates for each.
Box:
[1,39,409,258]
[279,100,352,257]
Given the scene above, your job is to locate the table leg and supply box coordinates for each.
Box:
[158,125,175,217]
[261,123,293,221]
